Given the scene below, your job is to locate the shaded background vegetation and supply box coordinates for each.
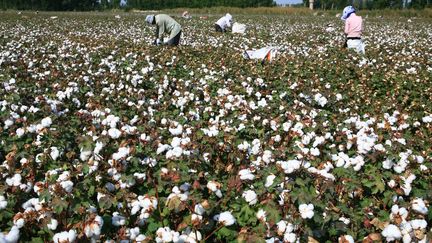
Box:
[0,0,430,11]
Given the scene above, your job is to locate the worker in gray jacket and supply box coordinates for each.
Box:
[146,14,182,46]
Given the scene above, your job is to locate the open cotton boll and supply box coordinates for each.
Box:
[50,147,60,160]
[84,215,104,239]
[6,174,22,187]
[80,148,92,161]
[60,181,74,193]
[283,232,297,243]
[0,226,20,243]
[265,174,276,187]
[0,195,7,209]
[410,219,427,230]
[155,227,177,243]
[194,204,205,215]
[108,128,121,139]
[298,204,314,219]
[112,212,126,226]
[382,224,402,242]
[47,218,58,230]
[338,235,354,243]
[242,190,258,205]
[256,209,267,221]
[169,124,183,135]
[15,128,25,137]
[277,160,301,174]
[40,117,52,128]
[53,229,76,243]
[214,211,236,226]
[238,168,255,180]
[411,198,428,215]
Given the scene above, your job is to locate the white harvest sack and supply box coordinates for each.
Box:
[243,47,278,62]
[232,22,246,34]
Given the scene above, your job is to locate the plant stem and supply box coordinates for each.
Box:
[203,224,224,242]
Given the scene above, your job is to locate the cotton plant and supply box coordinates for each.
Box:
[1,12,432,242]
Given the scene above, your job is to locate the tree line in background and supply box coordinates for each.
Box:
[302,0,430,9]
[0,0,429,11]
[0,0,275,11]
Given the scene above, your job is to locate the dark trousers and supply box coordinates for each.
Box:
[215,24,224,32]
[167,31,181,46]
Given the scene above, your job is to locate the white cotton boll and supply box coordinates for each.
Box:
[47,218,58,230]
[238,168,255,180]
[50,147,60,160]
[14,218,25,228]
[382,224,402,242]
[282,121,292,132]
[112,212,126,226]
[314,93,328,107]
[382,159,394,170]
[310,148,320,156]
[214,211,236,226]
[262,150,272,164]
[388,180,396,188]
[421,115,432,123]
[194,204,205,215]
[276,220,287,235]
[0,195,7,209]
[299,204,314,219]
[283,232,297,243]
[410,219,427,230]
[4,119,14,129]
[157,144,171,154]
[242,190,258,205]
[128,227,140,240]
[402,234,411,243]
[136,234,146,241]
[6,174,22,187]
[108,128,121,139]
[339,217,350,225]
[2,226,20,243]
[16,128,25,137]
[338,235,354,243]
[53,230,77,243]
[94,141,104,156]
[84,215,103,238]
[207,181,219,192]
[41,117,52,128]
[187,230,202,241]
[336,93,342,101]
[169,124,183,135]
[80,148,92,161]
[411,198,428,215]
[192,213,203,223]
[60,181,74,193]
[277,160,301,174]
[265,174,276,188]
[112,147,130,160]
[256,209,266,221]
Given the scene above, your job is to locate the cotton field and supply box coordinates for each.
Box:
[0,11,431,242]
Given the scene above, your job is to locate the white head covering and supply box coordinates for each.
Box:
[341,6,355,21]
[145,15,155,24]
[225,13,232,20]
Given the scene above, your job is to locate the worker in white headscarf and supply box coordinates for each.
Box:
[341,6,365,54]
[146,14,182,46]
[215,13,233,32]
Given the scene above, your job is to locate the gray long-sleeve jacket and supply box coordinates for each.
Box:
[155,14,182,40]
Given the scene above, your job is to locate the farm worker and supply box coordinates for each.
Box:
[215,13,233,32]
[145,14,182,46]
[341,6,365,54]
